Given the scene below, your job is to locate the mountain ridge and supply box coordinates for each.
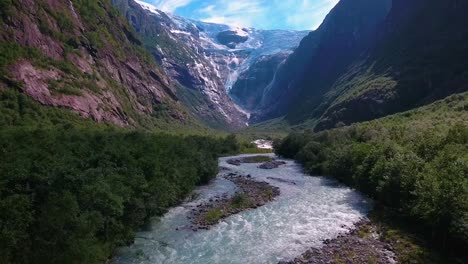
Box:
[0,0,202,129]
[249,0,392,124]
[246,0,468,132]
[113,0,309,129]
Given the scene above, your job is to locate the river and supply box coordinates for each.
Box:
[113,154,371,264]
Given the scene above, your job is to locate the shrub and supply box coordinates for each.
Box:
[203,209,223,225]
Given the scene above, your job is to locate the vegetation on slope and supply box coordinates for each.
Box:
[252,0,467,133]
[275,92,468,262]
[0,2,237,254]
[0,0,199,129]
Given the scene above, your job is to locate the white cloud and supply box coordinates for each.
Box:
[142,0,339,30]
[275,0,339,29]
[148,0,193,13]
[198,4,215,14]
[199,0,265,28]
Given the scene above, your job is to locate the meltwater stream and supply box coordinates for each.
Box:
[113,154,371,264]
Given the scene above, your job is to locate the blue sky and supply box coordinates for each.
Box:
[139,0,339,30]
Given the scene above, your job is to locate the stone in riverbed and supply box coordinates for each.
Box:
[227,159,242,166]
[259,160,287,169]
[189,174,280,231]
[287,219,397,264]
[267,177,297,185]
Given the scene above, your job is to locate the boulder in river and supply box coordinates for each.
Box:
[259,160,287,169]
[267,177,296,185]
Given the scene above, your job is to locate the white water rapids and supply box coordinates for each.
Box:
[113,154,371,264]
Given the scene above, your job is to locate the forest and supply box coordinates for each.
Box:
[275,94,468,260]
[0,127,239,264]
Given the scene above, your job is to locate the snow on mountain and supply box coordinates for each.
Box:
[131,0,308,125]
[188,19,309,92]
[134,0,161,15]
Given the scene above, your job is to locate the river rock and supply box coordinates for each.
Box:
[284,219,397,264]
[267,177,297,185]
[227,159,242,166]
[259,161,287,169]
[188,174,280,230]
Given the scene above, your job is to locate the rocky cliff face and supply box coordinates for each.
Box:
[230,52,291,111]
[250,0,468,131]
[313,0,468,130]
[112,0,248,129]
[112,0,308,129]
[251,0,392,124]
[217,30,249,49]
[0,0,187,127]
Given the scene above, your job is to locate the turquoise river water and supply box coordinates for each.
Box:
[113,154,371,264]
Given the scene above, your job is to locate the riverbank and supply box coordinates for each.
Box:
[113,154,372,263]
[274,111,468,262]
[189,172,280,230]
[227,155,274,165]
[281,205,453,264]
[282,219,396,264]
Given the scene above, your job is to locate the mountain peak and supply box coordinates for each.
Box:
[116,0,308,128]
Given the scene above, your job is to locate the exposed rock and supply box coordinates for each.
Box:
[251,0,468,132]
[112,0,308,129]
[251,0,392,124]
[9,61,130,126]
[227,156,273,166]
[284,219,397,264]
[189,173,280,230]
[259,161,286,169]
[112,0,249,129]
[1,0,187,127]
[230,52,291,111]
[216,30,248,48]
[227,159,242,166]
[267,177,296,185]
[12,7,63,60]
[66,52,93,74]
[219,166,232,172]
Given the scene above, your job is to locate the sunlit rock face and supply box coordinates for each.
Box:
[2,0,185,127]
[113,0,309,128]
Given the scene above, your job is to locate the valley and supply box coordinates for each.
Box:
[112,154,372,264]
[0,0,466,263]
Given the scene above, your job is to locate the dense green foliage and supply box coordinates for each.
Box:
[275,93,468,261]
[0,128,239,264]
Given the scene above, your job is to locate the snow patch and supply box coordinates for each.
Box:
[228,26,250,37]
[252,139,273,149]
[135,0,161,15]
[170,30,191,36]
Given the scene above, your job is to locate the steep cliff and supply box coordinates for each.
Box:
[230,51,291,111]
[112,0,251,129]
[313,0,468,130]
[251,0,468,131]
[112,0,308,129]
[0,0,191,128]
[251,0,392,124]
